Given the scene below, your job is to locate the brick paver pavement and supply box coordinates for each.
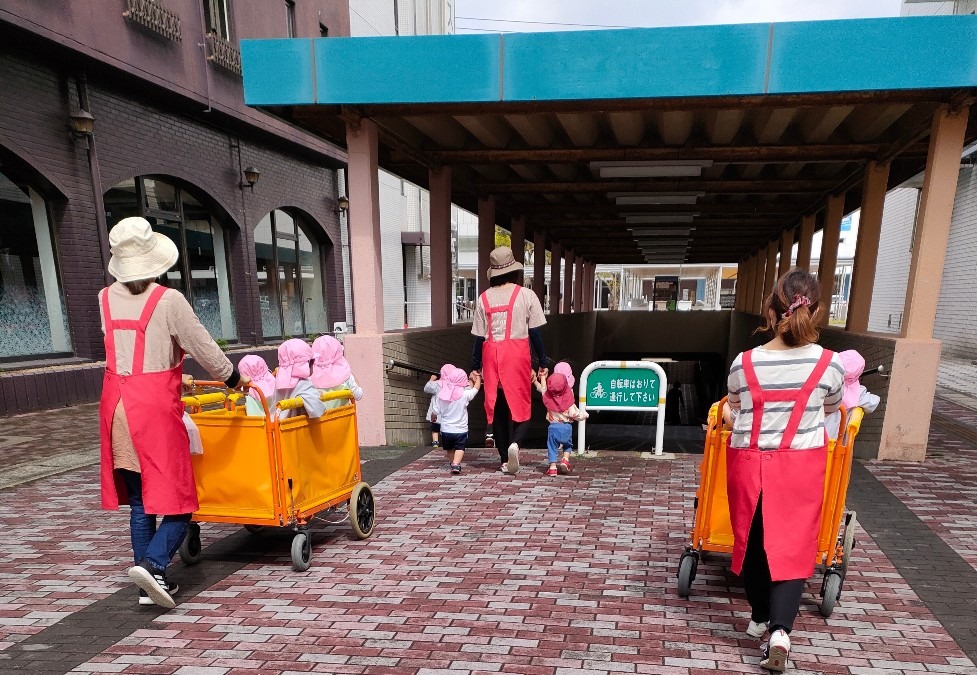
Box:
[3,447,976,674]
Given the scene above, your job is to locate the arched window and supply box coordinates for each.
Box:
[255,209,326,339]
[103,177,236,340]
[0,169,72,358]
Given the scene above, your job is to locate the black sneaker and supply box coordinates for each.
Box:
[450,464,462,475]
[128,562,177,609]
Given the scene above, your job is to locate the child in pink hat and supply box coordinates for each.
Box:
[275,339,326,419]
[311,336,363,411]
[238,354,278,416]
[424,364,454,449]
[431,366,481,475]
[826,349,879,440]
[535,365,588,477]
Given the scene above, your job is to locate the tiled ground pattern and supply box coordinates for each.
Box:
[865,398,977,573]
[3,451,975,674]
[0,403,101,468]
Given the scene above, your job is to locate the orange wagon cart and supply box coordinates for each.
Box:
[676,397,863,618]
[177,381,376,571]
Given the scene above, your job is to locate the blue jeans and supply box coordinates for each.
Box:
[120,470,192,572]
[547,422,573,463]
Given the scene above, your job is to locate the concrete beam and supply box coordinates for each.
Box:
[763,240,779,301]
[846,161,891,332]
[429,166,452,328]
[556,112,601,147]
[795,213,816,273]
[608,111,646,146]
[477,196,496,297]
[778,227,794,277]
[817,193,846,327]
[505,114,555,147]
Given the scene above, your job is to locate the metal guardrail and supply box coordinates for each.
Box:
[385,359,439,378]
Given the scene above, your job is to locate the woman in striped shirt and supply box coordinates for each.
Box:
[724,269,844,672]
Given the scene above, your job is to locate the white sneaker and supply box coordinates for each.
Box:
[746,620,768,638]
[760,629,790,672]
[507,443,520,474]
[500,463,508,473]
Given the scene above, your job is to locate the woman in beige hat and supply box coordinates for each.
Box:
[98,217,250,609]
[471,246,548,474]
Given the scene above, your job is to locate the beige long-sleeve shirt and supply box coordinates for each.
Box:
[99,282,234,472]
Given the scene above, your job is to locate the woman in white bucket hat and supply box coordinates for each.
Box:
[471,246,548,475]
[98,217,250,609]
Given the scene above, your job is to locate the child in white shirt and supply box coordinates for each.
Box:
[827,349,880,440]
[432,367,481,475]
[424,365,453,448]
[311,335,364,410]
[275,339,326,420]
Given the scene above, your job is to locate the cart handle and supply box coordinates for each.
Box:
[276,389,354,412]
[187,379,271,419]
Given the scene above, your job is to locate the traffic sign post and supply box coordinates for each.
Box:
[577,360,668,455]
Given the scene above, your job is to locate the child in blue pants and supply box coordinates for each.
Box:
[535,370,587,477]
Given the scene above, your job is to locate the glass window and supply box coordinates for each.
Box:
[286,0,296,37]
[256,209,327,339]
[0,170,72,358]
[203,0,231,39]
[104,177,236,340]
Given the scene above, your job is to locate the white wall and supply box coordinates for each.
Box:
[933,167,977,357]
[349,0,396,36]
[868,188,919,333]
[901,0,977,16]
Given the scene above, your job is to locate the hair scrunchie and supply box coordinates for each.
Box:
[783,294,811,318]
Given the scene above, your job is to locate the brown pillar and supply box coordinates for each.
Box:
[549,242,562,314]
[763,240,778,301]
[778,227,794,277]
[795,214,816,273]
[734,259,745,311]
[817,193,845,327]
[510,216,526,268]
[563,248,575,314]
[752,249,766,314]
[846,160,891,332]
[344,118,385,445]
[533,231,546,306]
[902,105,969,339]
[573,255,584,313]
[742,255,755,313]
[477,196,495,297]
[428,167,452,328]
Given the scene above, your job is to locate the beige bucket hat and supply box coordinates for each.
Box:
[107,217,179,283]
[486,246,523,280]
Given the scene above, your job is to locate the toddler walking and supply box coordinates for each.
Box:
[311,335,364,410]
[431,366,481,475]
[535,364,588,476]
[424,365,453,448]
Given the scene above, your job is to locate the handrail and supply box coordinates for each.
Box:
[386,359,439,377]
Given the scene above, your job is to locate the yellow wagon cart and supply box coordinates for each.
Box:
[178,382,376,571]
[677,397,863,618]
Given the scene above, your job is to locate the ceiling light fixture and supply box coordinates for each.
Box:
[590,160,713,179]
[625,214,697,225]
[608,192,704,206]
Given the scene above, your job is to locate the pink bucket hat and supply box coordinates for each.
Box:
[238,355,276,403]
[838,349,865,410]
[554,362,575,389]
[276,339,314,390]
[543,372,574,413]
[311,335,352,389]
[438,366,468,403]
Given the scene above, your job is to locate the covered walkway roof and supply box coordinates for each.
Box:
[242,16,977,264]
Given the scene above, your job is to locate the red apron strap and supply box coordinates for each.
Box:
[502,285,521,341]
[780,349,834,448]
[741,350,765,447]
[131,286,169,376]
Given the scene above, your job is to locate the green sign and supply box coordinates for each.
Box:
[586,368,661,408]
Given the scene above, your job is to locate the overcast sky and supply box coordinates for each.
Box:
[454,0,904,33]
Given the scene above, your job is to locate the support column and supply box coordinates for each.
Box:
[795,214,816,273]
[741,255,754,313]
[549,242,562,314]
[817,193,845,327]
[533,231,546,306]
[763,240,778,301]
[563,248,575,313]
[587,263,597,311]
[752,249,766,314]
[477,196,495,297]
[734,259,745,311]
[877,105,970,462]
[510,216,526,267]
[778,227,794,277]
[573,255,584,313]
[344,119,386,446]
[846,160,891,332]
[428,167,452,328]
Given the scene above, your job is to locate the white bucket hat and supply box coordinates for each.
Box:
[486,246,523,280]
[107,217,179,283]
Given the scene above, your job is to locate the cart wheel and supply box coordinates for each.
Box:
[819,571,842,618]
[291,531,312,572]
[244,525,264,535]
[677,553,698,598]
[349,482,376,540]
[841,511,857,574]
[178,523,201,566]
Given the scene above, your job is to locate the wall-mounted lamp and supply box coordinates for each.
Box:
[69,110,95,144]
[239,166,260,191]
[336,195,350,214]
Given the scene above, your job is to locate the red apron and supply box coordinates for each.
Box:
[726,348,833,581]
[99,286,198,515]
[480,285,532,424]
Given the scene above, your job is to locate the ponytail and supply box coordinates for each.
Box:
[757,269,822,347]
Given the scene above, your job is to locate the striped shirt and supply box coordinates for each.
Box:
[727,344,845,450]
